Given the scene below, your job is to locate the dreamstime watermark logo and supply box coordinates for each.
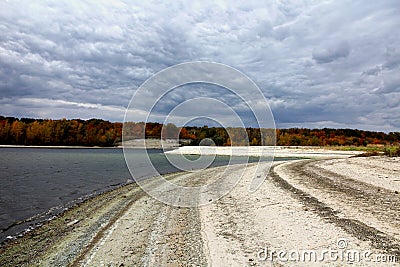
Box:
[122,61,276,207]
[257,238,397,264]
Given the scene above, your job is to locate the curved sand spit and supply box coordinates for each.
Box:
[1,153,399,266]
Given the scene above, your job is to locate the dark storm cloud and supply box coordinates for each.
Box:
[0,0,399,131]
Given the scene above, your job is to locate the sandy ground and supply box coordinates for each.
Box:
[199,159,399,267]
[165,146,364,158]
[315,156,400,192]
[1,155,399,266]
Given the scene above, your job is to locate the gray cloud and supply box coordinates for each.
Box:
[383,46,400,70]
[0,0,399,131]
[312,42,350,64]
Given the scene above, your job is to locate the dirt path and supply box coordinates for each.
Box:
[1,157,399,266]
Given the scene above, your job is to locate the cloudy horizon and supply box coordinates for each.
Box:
[1,1,399,132]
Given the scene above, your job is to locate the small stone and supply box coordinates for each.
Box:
[66,219,79,227]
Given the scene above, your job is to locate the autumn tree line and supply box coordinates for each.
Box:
[1,116,399,147]
[0,116,122,146]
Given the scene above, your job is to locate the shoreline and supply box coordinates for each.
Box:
[1,156,399,266]
[0,178,145,265]
[1,146,399,266]
[0,154,286,245]
[0,157,294,245]
[0,157,400,266]
[0,144,380,241]
[0,178,136,245]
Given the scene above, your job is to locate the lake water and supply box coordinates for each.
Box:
[0,147,272,242]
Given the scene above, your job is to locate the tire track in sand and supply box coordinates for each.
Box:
[272,159,400,260]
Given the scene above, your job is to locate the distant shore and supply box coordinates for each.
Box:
[166,145,365,158]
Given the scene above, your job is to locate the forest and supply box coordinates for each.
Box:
[1,116,399,147]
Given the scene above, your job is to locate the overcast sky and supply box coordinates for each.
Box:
[1,0,399,131]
